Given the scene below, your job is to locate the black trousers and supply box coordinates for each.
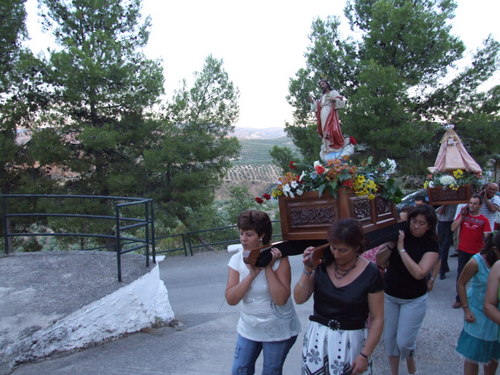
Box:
[455,250,474,303]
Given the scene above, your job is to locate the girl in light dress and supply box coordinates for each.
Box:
[456,231,500,375]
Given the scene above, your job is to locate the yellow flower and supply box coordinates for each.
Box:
[271,189,283,198]
[453,169,464,179]
[424,181,429,189]
[368,194,376,200]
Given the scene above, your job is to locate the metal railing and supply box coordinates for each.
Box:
[156,221,283,256]
[1,194,155,282]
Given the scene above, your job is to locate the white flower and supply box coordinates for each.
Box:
[386,159,397,174]
[313,160,321,168]
[290,181,298,189]
[296,189,304,196]
[429,181,435,188]
[380,158,396,174]
[299,171,306,182]
[439,175,456,186]
[283,184,293,197]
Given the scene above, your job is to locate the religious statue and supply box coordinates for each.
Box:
[428,124,482,174]
[310,79,350,161]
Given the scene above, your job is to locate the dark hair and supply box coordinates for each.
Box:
[323,218,365,265]
[414,196,427,204]
[399,206,413,219]
[481,231,500,267]
[407,204,438,241]
[471,193,483,205]
[237,210,272,244]
[400,206,413,214]
[318,78,333,92]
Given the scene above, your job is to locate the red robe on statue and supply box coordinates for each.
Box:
[316,100,344,150]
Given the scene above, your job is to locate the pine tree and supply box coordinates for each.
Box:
[286,0,499,178]
[144,55,240,229]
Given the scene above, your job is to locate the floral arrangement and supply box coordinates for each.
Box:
[255,156,403,204]
[423,169,482,191]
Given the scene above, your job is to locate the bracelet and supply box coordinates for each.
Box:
[429,277,435,281]
[399,249,407,254]
[303,268,313,276]
[359,352,369,360]
[462,305,469,309]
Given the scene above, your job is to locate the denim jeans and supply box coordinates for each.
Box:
[231,334,297,375]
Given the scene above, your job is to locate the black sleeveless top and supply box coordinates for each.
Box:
[313,261,383,322]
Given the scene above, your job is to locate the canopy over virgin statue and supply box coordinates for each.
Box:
[428,125,482,174]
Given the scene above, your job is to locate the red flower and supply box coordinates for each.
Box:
[255,197,264,204]
[262,193,271,200]
[289,161,297,170]
[342,179,353,188]
[314,164,326,174]
[349,136,357,145]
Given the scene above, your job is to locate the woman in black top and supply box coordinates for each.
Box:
[294,218,384,375]
[376,205,439,375]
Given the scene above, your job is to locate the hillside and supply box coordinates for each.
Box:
[233,137,297,165]
[217,137,297,199]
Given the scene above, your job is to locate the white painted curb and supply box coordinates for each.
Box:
[3,264,174,371]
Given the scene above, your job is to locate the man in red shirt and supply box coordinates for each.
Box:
[451,194,491,308]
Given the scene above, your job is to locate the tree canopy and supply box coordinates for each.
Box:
[1,0,242,241]
[144,55,240,228]
[285,0,499,179]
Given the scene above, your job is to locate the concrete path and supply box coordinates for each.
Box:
[8,250,465,375]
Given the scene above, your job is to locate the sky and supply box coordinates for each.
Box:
[25,0,499,129]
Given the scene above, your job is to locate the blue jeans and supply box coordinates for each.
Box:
[231,334,297,375]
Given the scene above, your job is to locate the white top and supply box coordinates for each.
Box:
[228,250,300,342]
[479,195,500,230]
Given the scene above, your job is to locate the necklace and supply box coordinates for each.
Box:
[334,258,357,280]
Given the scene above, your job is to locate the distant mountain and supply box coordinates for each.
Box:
[231,127,286,139]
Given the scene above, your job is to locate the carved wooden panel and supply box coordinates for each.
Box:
[352,199,371,220]
[290,207,336,227]
[279,190,397,241]
[427,184,472,206]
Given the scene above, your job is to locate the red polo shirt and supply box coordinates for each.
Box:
[457,214,491,254]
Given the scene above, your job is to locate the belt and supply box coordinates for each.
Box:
[309,315,366,331]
